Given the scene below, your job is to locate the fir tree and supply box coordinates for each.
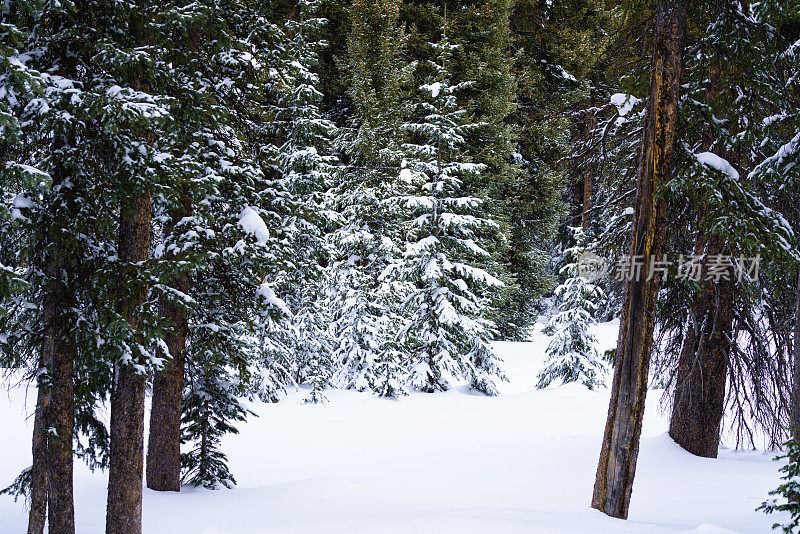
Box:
[181,351,253,489]
[537,227,606,390]
[759,438,800,534]
[327,0,409,397]
[386,28,505,395]
[264,0,338,403]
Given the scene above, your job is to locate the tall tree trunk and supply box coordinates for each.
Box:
[146,210,190,492]
[668,59,733,458]
[27,375,50,534]
[581,113,596,230]
[669,233,733,457]
[791,271,800,440]
[591,0,687,519]
[44,258,76,534]
[106,192,151,534]
[790,270,800,505]
[29,142,77,534]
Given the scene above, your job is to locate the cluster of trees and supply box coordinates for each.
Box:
[547,0,800,522]
[0,0,577,532]
[1,0,799,532]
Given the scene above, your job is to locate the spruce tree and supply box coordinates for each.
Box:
[327,0,408,396]
[265,0,338,402]
[386,26,505,395]
[537,227,606,391]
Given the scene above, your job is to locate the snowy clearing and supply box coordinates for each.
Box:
[0,322,786,533]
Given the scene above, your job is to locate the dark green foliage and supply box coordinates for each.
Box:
[181,355,253,489]
[0,465,31,502]
[759,438,800,533]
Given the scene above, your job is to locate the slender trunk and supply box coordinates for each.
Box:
[106,192,151,534]
[27,379,49,534]
[199,398,209,482]
[32,141,76,534]
[146,209,189,492]
[581,114,596,230]
[591,0,686,519]
[669,233,733,457]
[44,277,75,534]
[791,271,800,441]
[790,270,800,504]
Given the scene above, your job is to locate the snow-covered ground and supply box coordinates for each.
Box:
[0,322,787,533]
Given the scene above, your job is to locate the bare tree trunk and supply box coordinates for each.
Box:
[581,114,596,230]
[146,207,189,491]
[27,378,49,534]
[791,271,800,441]
[591,0,687,519]
[669,233,733,457]
[106,192,151,534]
[44,266,76,534]
[789,270,800,505]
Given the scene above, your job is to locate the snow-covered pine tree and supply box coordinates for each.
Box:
[262,0,338,403]
[0,1,181,530]
[327,0,409,397]
[445,0,526,341]
[537,226,606,390]
[181,349,253,489]
[386,28,505,395]
[154,0,305,488]
[0,8,82,527]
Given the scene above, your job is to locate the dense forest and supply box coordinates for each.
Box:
[1,0,800,532]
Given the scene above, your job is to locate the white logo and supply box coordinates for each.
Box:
[577,252,609,283]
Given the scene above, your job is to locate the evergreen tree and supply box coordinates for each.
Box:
[386,28,505,395]
[759,438,800,534]
[181,351,252,489]
[327,0,408,396]
[537,227,606,390]
[264,0,338,402]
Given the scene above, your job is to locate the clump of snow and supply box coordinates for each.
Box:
[421,82,442,98]
[239,206,270,244]
[694,151,740,180]
[560,67,577,82]
[610,93,641,117]
[256,281,291,316]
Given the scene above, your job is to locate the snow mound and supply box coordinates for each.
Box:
[239,206,270,243]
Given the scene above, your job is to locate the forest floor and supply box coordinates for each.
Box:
[0,321,787,533]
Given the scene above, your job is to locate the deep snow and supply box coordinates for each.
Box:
[0,322,787,533]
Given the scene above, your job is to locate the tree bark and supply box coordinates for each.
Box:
[791,271,800,441]
[27,377,49,534]
[669,233,733,457]
[790,270,800,505]
[44,263,76,534]
[146,208,189,492]
[106,191,151,534]
[591,0,686,519]
[581,113,596,230]
[668,58,733,459]
[29,141,77,534]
